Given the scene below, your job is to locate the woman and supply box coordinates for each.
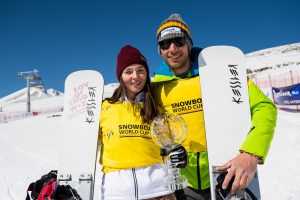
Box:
[99,45,176,200]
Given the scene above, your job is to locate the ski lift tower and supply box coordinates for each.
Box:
[17,69,42,112]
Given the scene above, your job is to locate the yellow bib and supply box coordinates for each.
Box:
[100,100,162,173]
[152,76,207,152]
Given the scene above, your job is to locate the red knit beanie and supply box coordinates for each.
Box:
[116,45,149,80]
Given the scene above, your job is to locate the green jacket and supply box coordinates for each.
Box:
[152,47,277,190]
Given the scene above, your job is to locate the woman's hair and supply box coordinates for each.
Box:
[106,75,157,124]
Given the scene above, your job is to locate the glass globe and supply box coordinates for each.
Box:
[150,113,187,149]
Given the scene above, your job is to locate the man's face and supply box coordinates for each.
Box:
[159,37,190,75]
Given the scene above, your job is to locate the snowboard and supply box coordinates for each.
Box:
[57,70,104,200]
[198,46,261,200]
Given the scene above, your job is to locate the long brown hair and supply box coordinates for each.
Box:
[106,75,157,124]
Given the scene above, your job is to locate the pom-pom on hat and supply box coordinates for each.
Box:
[156,13,193,52]
[116,45,149,81]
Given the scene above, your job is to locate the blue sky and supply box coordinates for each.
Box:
[0,0,299,98]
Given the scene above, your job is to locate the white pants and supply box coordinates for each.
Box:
[101,164,174,200]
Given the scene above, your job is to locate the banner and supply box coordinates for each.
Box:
[272,83,300,105]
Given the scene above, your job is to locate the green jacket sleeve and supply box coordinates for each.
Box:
[240,80,277,163]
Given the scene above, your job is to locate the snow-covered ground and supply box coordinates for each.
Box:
[1,43,300,199]
[259,110,300,199]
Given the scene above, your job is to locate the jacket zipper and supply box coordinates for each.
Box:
[197,152,201,190]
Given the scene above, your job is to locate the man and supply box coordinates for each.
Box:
[152,13,277,200]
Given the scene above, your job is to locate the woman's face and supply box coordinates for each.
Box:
[121,64,147,96]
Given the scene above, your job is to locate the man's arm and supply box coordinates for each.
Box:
[218,79,277,193]
[240,79,277,162]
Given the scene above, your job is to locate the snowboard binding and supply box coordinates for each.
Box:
[215,171,257,200]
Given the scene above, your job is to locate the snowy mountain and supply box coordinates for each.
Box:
[0,86,62,105]
[46,88,63,97]
[0,83,118,114]
[103,83,119,99]
[246,42,300,76]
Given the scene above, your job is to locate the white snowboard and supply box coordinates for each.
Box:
[57,70,104,200]
[198,46,260,200]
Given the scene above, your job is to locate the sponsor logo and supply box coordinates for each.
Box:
[161,27,181,37]
[171,98,202,114]
[118,124,151,138]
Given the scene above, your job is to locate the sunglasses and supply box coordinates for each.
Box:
[158,37,186,50]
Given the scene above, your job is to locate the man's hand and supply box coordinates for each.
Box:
[216,152,258,193]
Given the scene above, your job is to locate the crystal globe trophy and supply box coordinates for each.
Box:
[150,113,188,190]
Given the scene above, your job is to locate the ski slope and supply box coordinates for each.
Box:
[1,106,299,199]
